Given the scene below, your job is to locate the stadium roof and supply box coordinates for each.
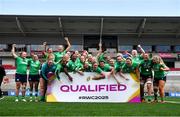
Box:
[0,15,180,38]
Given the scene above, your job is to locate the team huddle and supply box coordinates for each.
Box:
[11,37,169,103]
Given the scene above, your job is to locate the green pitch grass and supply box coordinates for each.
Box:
[0,96,180,116]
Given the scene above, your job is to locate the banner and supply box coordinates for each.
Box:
[47,72,140,103]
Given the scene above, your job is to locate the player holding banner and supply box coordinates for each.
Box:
[121,57,140,79]
[40,54,59,102]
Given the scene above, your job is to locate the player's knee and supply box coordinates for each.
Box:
[40,83,44,88]
[40,85,45,90]
[16,85,20,89]
[16,86,20,89]
[159,87,164,92]
[21,85,26,91]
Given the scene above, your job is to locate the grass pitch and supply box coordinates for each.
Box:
[0,96,179,116]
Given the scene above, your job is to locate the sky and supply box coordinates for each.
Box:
[0,0,180,16]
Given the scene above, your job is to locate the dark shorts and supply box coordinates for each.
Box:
[28,74,40,82]
[140,74,152,81]
[153,76,166,85]
[15,73,27,83]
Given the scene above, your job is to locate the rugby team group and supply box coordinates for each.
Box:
[0,37,169,103]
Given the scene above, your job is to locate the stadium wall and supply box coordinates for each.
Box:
[175,61,180,68]
[0,35,83,45]
[117,37,179,45]
[0,36,179,45]
[1,58,14,65]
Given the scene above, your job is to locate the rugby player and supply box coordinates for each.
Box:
[11,44,29,102]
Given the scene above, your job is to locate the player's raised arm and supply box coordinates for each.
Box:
[137,44,145,54]
[64,37,71,52]
[11,44,18,58]
[96,42,102,59]
[43,42,47,52]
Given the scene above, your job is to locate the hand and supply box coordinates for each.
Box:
[125,78,130,81]
[68,76,73,82]
[86,76,91,81]
[57,78,60,81]
[99,42,102,47]
[43,42,47,46]
[12,44,16,48]
[64,37,69,41]
[107,73,111,79]
[104,51,108,54]
[137,45,141,48]
[79,71,84,76]
[30,52,35,56]
[117,81,121,85]
[56,75,61,81]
